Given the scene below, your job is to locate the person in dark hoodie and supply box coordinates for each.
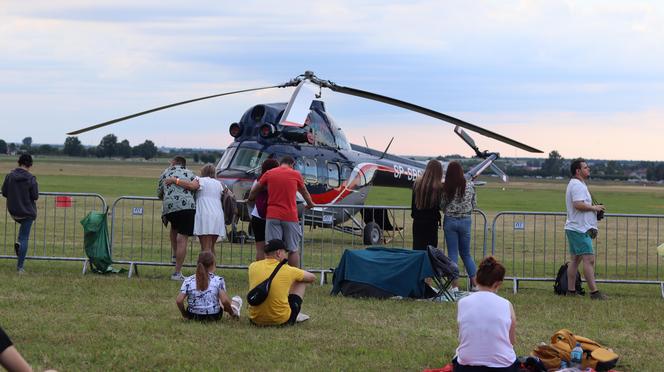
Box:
[2,154,39,273]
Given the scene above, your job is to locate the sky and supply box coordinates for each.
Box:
[1,1,663,161]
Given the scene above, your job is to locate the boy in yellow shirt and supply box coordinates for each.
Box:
[248,239,316,325]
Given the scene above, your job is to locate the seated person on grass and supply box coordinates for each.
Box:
[453,256,518,372]
[1,325,31,372]
[176,251,239,321]
[248,239,316,326]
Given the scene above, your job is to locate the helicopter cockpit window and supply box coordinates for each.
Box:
[217,147,236,171]
[228,147,266,171]
[309,112,336,148]
[327,163,340,188]
[326,114,351,150]
[302,158,318,184]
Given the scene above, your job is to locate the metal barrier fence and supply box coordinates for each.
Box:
[1,192,107,269]
[490,211,664,296]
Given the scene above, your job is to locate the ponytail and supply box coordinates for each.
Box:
[475,256,506,287]
[195,251,215,291]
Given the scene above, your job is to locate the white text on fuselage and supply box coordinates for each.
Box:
[393,165,423,181]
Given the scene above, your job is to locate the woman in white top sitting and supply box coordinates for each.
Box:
[453,256,518,371]
[176,251,238,321]
[166,163,225,256]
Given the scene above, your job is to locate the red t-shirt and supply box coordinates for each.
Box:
[259,165,305,222]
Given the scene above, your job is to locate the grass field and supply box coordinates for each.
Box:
[1,156,664,371]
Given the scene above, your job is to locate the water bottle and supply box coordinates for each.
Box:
[230,295,243,317]
[570,342,583,368]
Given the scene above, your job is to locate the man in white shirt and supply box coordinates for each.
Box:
[564,159,607,300]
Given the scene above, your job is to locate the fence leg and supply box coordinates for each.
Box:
[512,278,518,294]
[82,260,88,275]
[128,263,135,278]
[660,282,664,299]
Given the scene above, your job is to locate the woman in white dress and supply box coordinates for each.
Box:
[166,163,225,256]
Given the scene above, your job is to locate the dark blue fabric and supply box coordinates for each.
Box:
[331,247,434,298]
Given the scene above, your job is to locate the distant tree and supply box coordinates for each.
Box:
[22,137,32,149]
[63,136,85,156]
[97,134,118,158]
[0,139,7,154]
[118,139,132,159]
[86,146,98,157]
[37,144,58,155]
[8,143,17,154]
[193,153,200,163]
[133,140,158,160]
[541,150,564,176]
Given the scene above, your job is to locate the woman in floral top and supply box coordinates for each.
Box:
[441,161,477,292]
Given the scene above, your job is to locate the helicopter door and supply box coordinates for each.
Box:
[327,162,340,189]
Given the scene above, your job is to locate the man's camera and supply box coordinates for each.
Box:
[596,205,605,221]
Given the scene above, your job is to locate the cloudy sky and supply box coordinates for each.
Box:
[2,1,663,161]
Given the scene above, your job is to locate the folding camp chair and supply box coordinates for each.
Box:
[426,245,459,302]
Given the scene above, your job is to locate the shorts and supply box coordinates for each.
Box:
[186,310,222,321]
[164,210,195,237]
[265,219,302,252]
[251,216,266,243]
[566,229,594,256]
[249,295,303,327]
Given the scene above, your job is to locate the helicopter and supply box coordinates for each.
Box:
[68,71,542,244]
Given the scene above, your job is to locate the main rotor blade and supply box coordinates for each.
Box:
[67,85,287,135]
[326,84,543,153]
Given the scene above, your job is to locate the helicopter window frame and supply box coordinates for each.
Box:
[327,162,340,188]
[217,146,236,171]
[302,157,318,185]
[227,147,266,171]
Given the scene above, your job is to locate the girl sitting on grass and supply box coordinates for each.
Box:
[176,251,239,321]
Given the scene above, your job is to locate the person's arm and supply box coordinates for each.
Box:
[165,177,200,191]
[509,303,516,345]
[297,184,315,209]
[157,176,165,200]
[218,291,238,320]
[176,293,189,319]
[247,181,266,202]
[573,200,604,212]
[0,346,32,372]
[30,176,38,201]
[298,270,316,284]
[2,175,8,197]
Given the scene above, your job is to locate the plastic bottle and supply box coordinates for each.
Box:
[570,342,583,368]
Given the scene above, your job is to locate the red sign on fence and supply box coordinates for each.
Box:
[55,196,73,208]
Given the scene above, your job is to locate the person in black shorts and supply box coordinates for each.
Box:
[0,326,31,371]
[250,158,279,260]
[158,156,197,280]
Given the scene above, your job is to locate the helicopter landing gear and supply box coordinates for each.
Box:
[363,222,382,245]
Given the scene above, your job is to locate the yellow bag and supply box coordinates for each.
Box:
[532,329,619,371]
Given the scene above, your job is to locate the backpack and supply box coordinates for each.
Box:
[532,329,619,371]
[553,262,585,295]
[222,185,238,225]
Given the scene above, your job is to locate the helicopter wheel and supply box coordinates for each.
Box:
[363,222,383,245]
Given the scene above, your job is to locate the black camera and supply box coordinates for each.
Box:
[596,209,604,221]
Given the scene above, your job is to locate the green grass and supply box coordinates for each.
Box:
[2,158,664,370]
[2,260,663,371]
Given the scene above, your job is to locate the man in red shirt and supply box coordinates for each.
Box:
[248,156,315,267]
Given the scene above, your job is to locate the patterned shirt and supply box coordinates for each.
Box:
[157,165,196,215]
[180,273,227,315]
[440,182,476,218]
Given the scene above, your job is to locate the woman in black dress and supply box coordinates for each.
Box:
[411,160,444,250]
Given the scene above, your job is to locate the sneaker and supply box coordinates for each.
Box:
[295,312,310,323]
[469,286,479,292]
[14,242,20,256]
[230,296,243,317]
[590,291,608,300]
[170,272,185,281]
[17,268,25,274]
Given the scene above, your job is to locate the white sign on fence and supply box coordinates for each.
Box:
[132,207,144,216]
[513,221,525,230]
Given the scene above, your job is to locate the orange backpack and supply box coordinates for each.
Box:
[532,329,619,371]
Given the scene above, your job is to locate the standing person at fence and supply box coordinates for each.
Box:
[411,160,444,250]
[249,158,280,261]
[564,159,607,300]
[176,251,240,321]
[247,155,315,268]
[248,239,316,326]
[158,156,196,281]
[2,154,39,274]
[441,161,477,293]
[165,163,225,257]
[453,256,519,371]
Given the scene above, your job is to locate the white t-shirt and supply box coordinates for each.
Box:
[564,178,597,233]
[180,273,226,315]
[455,291,516,368]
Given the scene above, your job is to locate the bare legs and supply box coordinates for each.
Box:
[288,251,300,268]
[568,254,598,292]
[255,241,266,261]
[198,235,218,257]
